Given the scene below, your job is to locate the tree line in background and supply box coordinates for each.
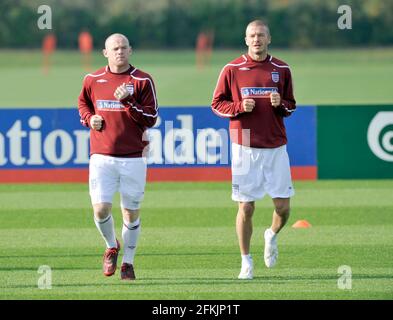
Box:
[1,0,392,49]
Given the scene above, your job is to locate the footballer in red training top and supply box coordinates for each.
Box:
[211,20,296,280]
[78,33,158,281]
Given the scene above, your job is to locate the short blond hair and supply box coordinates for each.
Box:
[245,20,270,36]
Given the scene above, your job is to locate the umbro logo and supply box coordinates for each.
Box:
[96,79,107,83]
[239,67,250,71]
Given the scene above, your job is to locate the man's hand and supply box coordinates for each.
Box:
[114,83,130,100]
[242,99,255,112]
[90,115,104,131]
[270,92,281,107]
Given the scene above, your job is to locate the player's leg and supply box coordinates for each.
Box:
[236,201,255,279]
[120,208,140,280]
[93,202,117,249]
[231,143,265,279]
[119,157,146,280]
[237,202,255,255]
[89,154,120,276]
[263,145,295,268]
[263,197,290,268]
[90,155,119,248]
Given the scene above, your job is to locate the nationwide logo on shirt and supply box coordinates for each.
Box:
[96,100,125,111]
[241,87,278,98]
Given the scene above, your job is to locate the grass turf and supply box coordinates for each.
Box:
[0,180,392,299]
[0,47,392,107]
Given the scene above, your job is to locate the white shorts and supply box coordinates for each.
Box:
[89,154,147,210]
[231,143,295,202]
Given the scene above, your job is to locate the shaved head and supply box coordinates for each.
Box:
[103,33,132,73]
[246,20,270,36]
[104,33,130,49]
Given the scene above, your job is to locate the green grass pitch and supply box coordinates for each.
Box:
[0,181,392,299]
[0,47,393,107]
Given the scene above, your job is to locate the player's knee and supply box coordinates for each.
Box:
[122,208,140,223]
[93,203,112,220]
[275,203,290,217]
[239,202,255,218]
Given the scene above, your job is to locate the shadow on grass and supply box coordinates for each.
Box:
[0,251,238,259]
[2,273,392,290]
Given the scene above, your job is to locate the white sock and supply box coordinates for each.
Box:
[122,218,141,265]
[241,254,253,267]
[94,215,117,249]
[266,228,277,239]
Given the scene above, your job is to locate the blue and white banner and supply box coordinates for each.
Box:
[0,106,316,181]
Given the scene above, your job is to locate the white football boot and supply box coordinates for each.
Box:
[238,257,253,280]
[264,229,278,268]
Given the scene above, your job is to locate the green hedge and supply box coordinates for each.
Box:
[1,0,392,49]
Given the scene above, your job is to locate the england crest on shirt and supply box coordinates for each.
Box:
[271,71,279,83]
[126,84,134,95]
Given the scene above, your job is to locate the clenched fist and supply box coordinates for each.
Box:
[90,115,104,131]
[270,92,281,107]
[114,83,130,100]
[242,99,255,112]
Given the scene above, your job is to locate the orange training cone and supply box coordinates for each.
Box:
[292,220,312,228]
